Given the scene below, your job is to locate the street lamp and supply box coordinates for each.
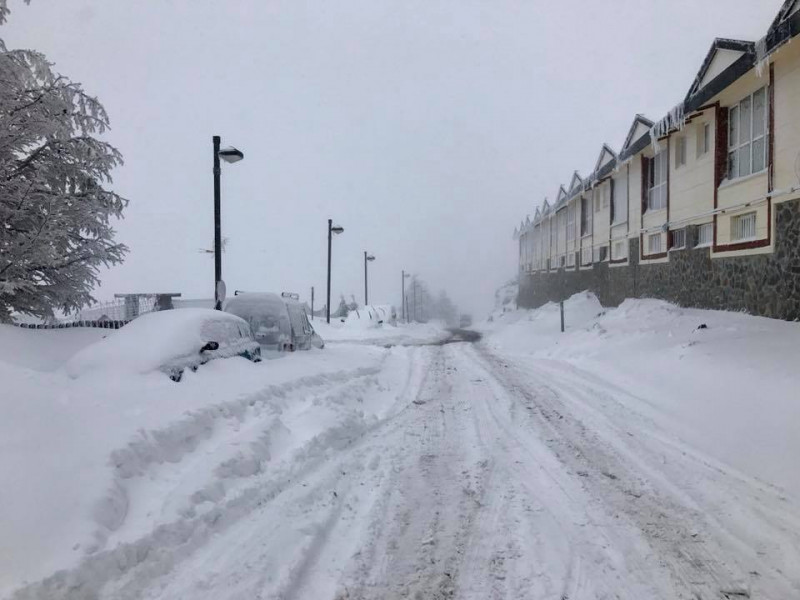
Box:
[401,270,411,323]
[364,251,376,305]
[212,135,244,310]
[326,219,344,323]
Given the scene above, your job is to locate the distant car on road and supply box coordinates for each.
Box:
[224,292,324,352]
[459,314,473,328]
[66,308,261,382]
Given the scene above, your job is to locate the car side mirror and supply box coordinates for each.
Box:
[200,341,220,353]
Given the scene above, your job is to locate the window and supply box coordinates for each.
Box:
[612,239,627,260]
[731,212,756,241]
[728,87,767,180]
[567,252,575,267]
[581,246,592,265]
[557,209,567,247]
[670,228,686,250]
[595,188,601,213]
[566,204,575,242]
[648,233,662,254]
[580,196,591,236]
[697,122,711,157]
[612,175,627,223]
[602,185,609,208]
[696,222,713,247]
[646,150,668,211]
[599,246,608,261]
[559,255,566,267]
[675,136,687,167]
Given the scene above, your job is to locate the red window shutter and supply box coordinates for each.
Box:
[641,155,648,214]
[715,106,729,187]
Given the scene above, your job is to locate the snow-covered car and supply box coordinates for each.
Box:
[224,292,324,352]
[66,308,261,382]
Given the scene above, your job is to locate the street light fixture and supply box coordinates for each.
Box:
[326,219,344,324]
[212,135,244,310]
[402,270,411,323]
[364,252,376,305]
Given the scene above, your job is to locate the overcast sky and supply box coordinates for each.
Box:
[0,0,780,317]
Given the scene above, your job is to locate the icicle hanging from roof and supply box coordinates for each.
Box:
[650,103,685,151]
[755,36,769,78]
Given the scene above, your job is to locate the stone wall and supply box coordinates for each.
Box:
[518,197,800,321]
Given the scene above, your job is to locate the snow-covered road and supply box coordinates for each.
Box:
[13,331,800,600]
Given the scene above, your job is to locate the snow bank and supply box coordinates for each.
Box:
[482,292,800,499]
[0,321,390,596]
[0,325,107,371]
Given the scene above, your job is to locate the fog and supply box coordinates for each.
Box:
[1,0,775,317]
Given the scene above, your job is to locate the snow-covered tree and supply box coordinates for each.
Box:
[0,0,30,27]
[0,21,128,321]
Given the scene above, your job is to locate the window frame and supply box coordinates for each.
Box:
[612,239,627,261]
[566,203,576,242]
[580,196,591,236]
[647,232,663,255]
[675,135,687,168]
[696,222,713,247]
[581,246,592,266]
[612,175,627,224]
[727,87,768,181]
[697,122,711,158]
[646,150,668,212]
[670,228,686,250]
[731,211,757,242]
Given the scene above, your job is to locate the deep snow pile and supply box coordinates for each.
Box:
[481,292,800,499]
[0,324,107,372]
[0,322,403,597]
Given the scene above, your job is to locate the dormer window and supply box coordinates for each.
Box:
[727,87,767,180]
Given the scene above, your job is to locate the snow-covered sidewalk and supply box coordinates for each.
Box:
[481,292,800,499]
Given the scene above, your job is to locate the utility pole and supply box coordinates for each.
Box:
[401,270,411,323]
[311,286,315,320]
[401,270,406,323]
[413,279,418,322]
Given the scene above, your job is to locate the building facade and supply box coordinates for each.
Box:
[515,1,800,321]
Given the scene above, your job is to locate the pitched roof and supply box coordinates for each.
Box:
[770,0,800,33]
[621,114,654,153]
[685,38,754,100]
[594,144,618,173]
[568,171,583,193]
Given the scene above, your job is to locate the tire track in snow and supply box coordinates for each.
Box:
[472,343,800,599]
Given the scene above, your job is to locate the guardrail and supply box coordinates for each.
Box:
[13,319,130,330]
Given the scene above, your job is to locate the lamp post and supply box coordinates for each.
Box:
[326,219,344,323]
[401,270,410,323]
[212,135,244,310]
[364,251,376,305]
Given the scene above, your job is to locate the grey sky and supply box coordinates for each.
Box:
[1,0,778,316]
